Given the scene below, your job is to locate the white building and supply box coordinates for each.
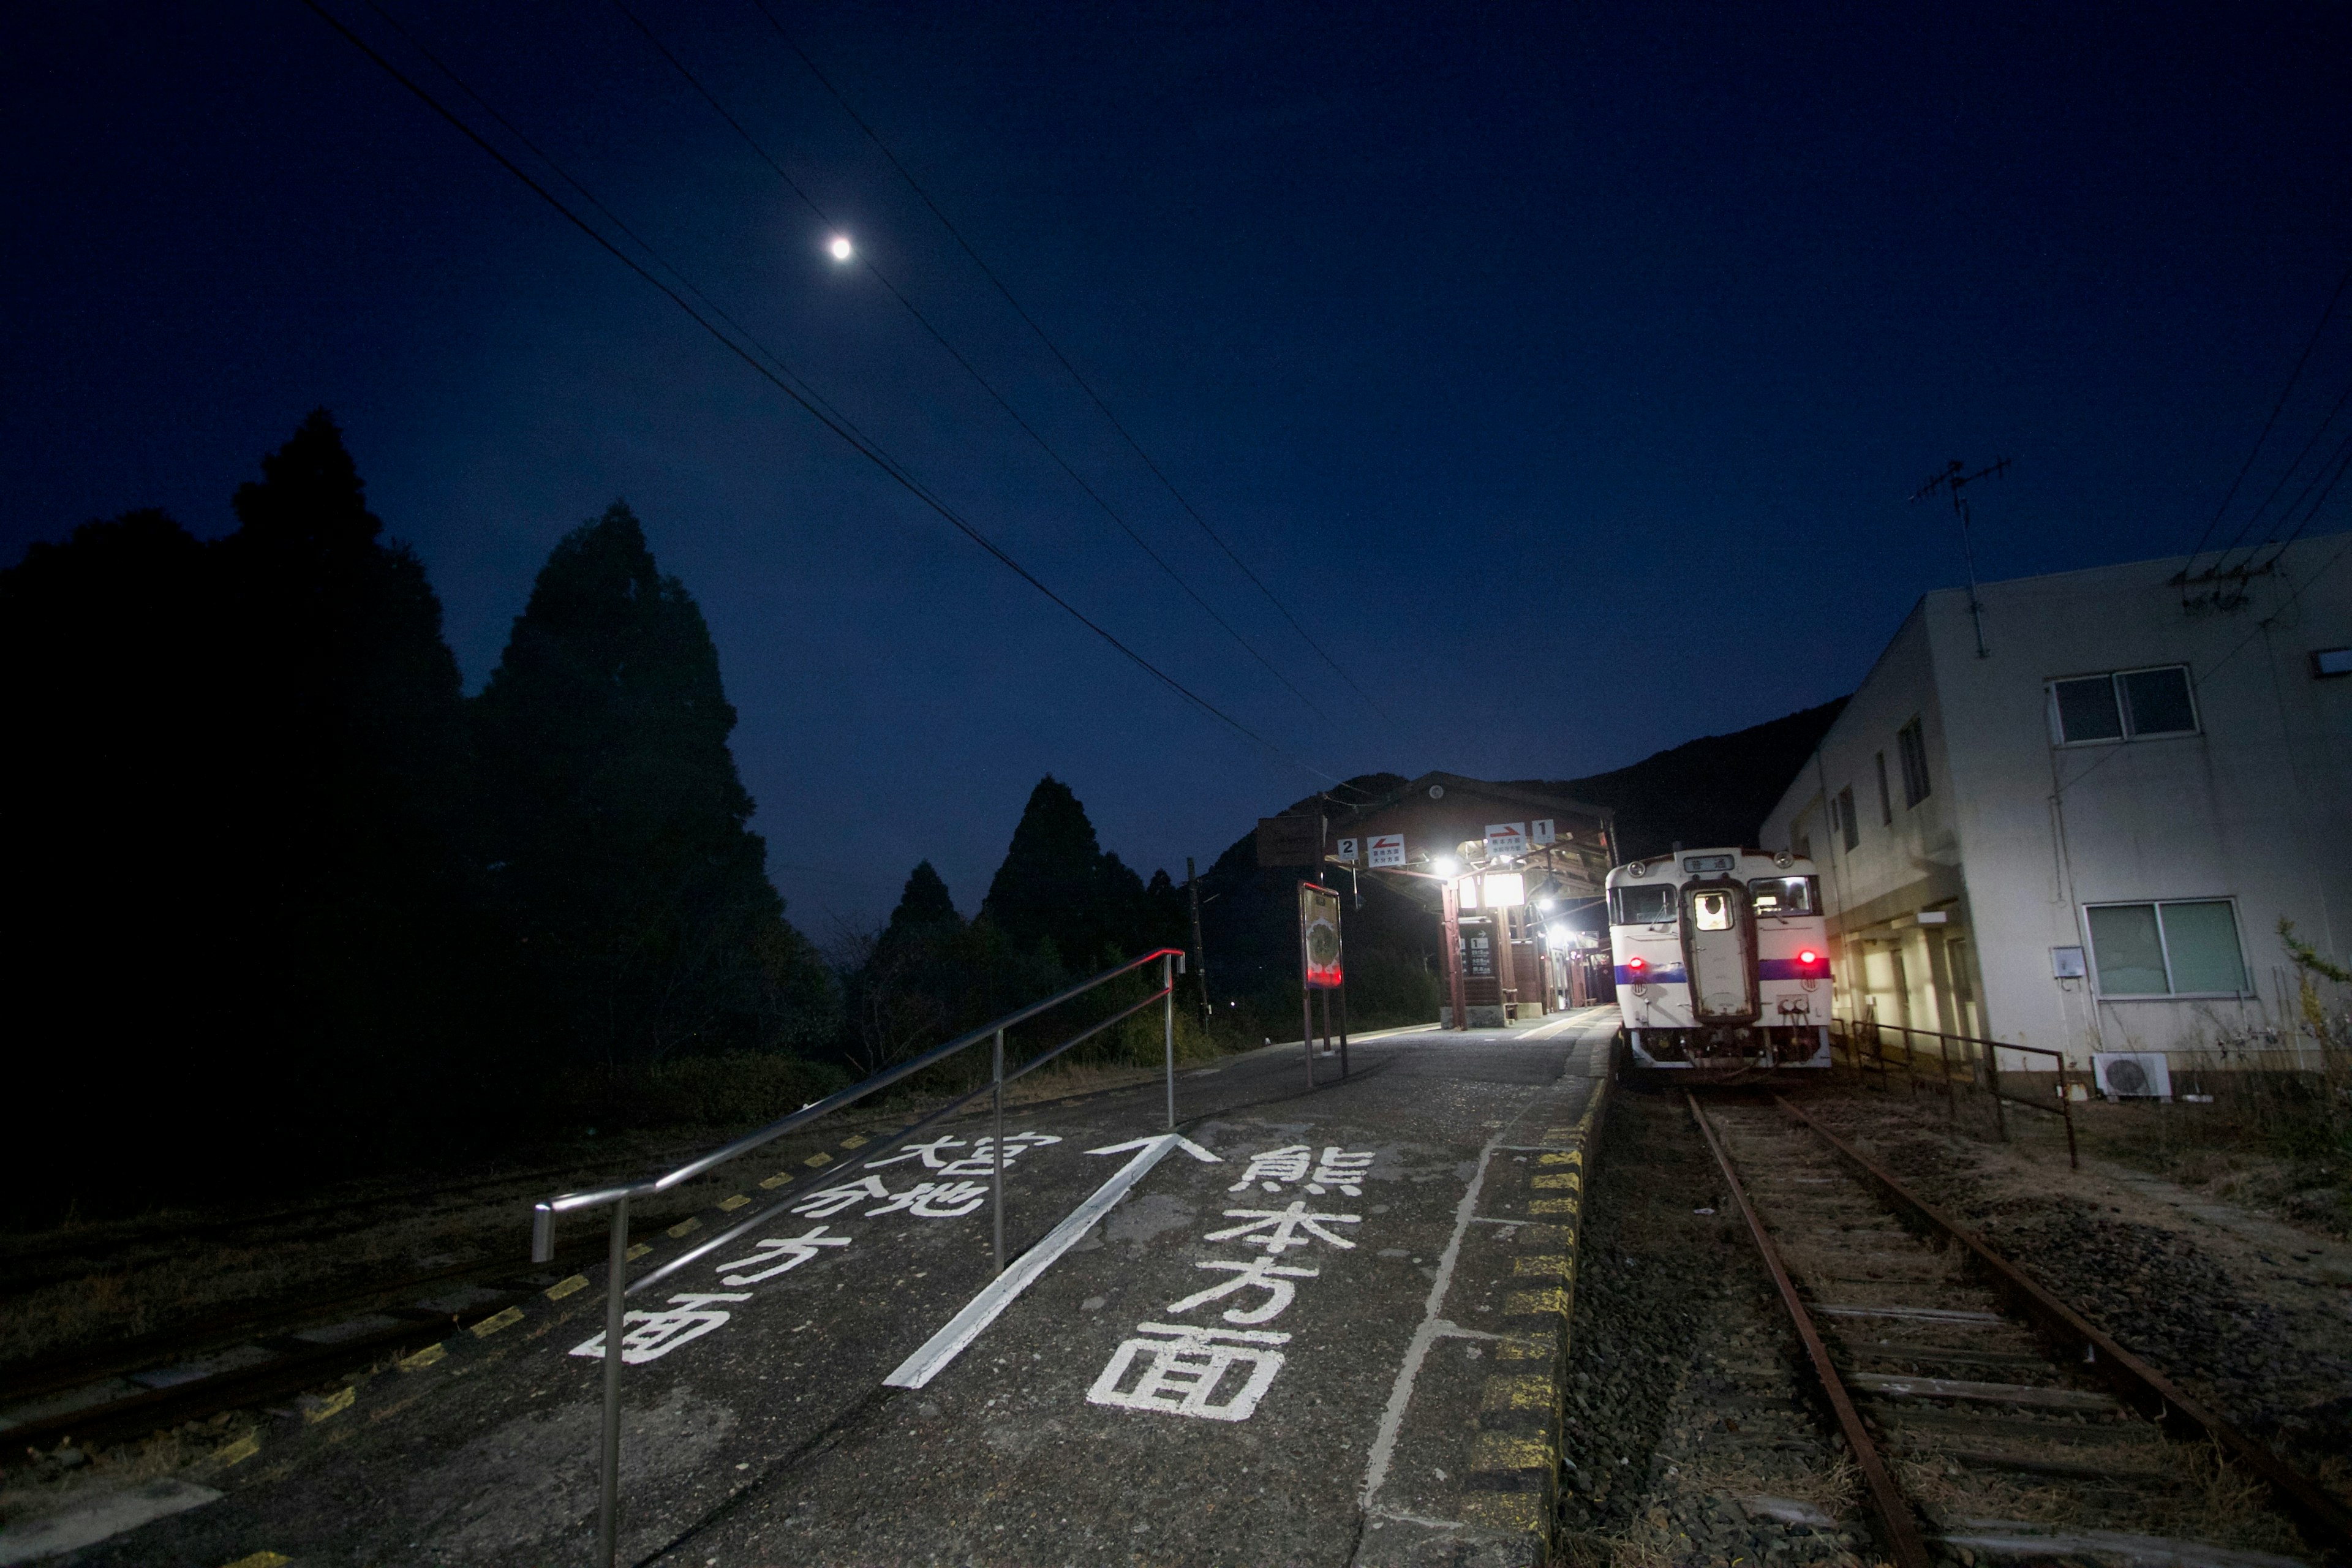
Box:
[1759,532,2351,1068]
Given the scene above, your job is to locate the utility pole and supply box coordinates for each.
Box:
[1186,856,1210,1028]
[1909,457,2010,658]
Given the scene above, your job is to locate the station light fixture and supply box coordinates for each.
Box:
[1480,872,1525,908]
[1536,896,1558,912]
[1431,855,1460,876]
[1545,923,1569,945]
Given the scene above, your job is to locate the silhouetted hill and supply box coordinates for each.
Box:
[1534,698,1847,862]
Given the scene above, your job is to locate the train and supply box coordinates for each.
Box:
[1605,846,1834,1069]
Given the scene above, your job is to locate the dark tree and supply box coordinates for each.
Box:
[884,861,962,943]
[472,501,826,1063]
[210,412,488,1099]
[4,412,500,1199]
[2,510,225,1197]
[981,775,1137,971]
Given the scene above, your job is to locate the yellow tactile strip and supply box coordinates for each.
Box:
[1458,1070,1612,1544]
[191,1122,898,1562]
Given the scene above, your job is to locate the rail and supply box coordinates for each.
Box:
[1774,1096,2352,1561]
[1834,1016,2079,1169]
[531,947,1187,1568]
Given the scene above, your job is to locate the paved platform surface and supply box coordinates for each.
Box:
[74,1010,1617,1568]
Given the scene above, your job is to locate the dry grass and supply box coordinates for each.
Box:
[1893,1437,2304,1556]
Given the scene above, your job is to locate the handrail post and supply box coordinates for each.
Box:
[2056,1054,2080,1169]
[1940,1030,1957,1121]
[1981,1033,2010,1142]
[1163,952,1177,1131]
[992,1028,1006,1278]
[597,1193,629,1568]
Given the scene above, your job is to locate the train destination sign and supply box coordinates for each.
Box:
[1484,821,1528,856]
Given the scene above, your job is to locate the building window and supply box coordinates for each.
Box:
[1896,717,1931,806]
[2084,900,2248,997]
[1874,752,1891,824]
[1836,785,1859,850]
[2049,665,2198,745]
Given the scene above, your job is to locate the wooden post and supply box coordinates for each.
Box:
[1441,880,1469,1030]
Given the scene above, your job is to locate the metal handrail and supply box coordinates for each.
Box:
[1834,1015,2079,1169]
[536,946,1187,1567]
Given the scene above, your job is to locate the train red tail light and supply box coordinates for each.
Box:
[1627,957,1647,973]
[1799,949,1819,965]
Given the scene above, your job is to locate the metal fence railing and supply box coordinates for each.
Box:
[1833,1016,2079,1169]
[531,948,1186,1568]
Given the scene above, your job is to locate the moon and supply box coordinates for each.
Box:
[828,235,853,262]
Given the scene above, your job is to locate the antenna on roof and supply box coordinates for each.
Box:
[1909,457,2011,658]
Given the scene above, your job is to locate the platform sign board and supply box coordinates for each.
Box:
[1367,833,1404,868]
[1531,819,1555,846]
[1484,822,1528,857]
[1256,815,1321,868]
[1300,883,1344,990]
[1333,837,1359,865]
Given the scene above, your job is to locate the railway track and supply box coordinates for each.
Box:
[1689,1093,2352,1568]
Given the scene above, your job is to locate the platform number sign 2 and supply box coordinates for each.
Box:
[1334,837,1359,865]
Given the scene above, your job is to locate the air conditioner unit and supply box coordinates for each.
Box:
[2092,1051,2172,1101]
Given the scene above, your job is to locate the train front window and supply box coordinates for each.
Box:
[1691,891,1735,931]
[1748,876,1818,917]
[1610,884,1677,925]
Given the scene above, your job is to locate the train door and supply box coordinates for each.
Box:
[1681,879,1758,1022]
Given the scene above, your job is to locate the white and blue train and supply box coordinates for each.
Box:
[1606,847,1834,1069]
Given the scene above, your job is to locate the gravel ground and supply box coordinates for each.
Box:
[1560,1090,1873,1568]
[1804,1091,2352,1512]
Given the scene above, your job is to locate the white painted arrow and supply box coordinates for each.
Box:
[883,1132,1221,1390]
[1085,1134,1223,1164]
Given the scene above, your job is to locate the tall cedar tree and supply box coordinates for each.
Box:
[881,861,961,950]
[473,502,824,1063]
[978,776,1185,973]
[213,413,487,1098]
[1,413,494,1198]
[2,509,226,1197]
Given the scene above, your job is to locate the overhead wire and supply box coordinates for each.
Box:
[301,0,1352,789]
[2180,255,2352,586]
[611,1,1335,723]
[2252,424,2352,568]
[744,0,1395,725]
[2203,372,2352,578]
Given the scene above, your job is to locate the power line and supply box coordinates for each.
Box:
[611,2,1333,723]
[745,0,1393,723]
[2204,372,2352,578]
[2252,424,2352,569]
[303,0,1349,789]
[2180,255,2352,586]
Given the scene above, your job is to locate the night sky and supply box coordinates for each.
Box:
[8,3,2348,932]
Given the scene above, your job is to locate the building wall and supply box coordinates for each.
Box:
[1764,532,2352,1068]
